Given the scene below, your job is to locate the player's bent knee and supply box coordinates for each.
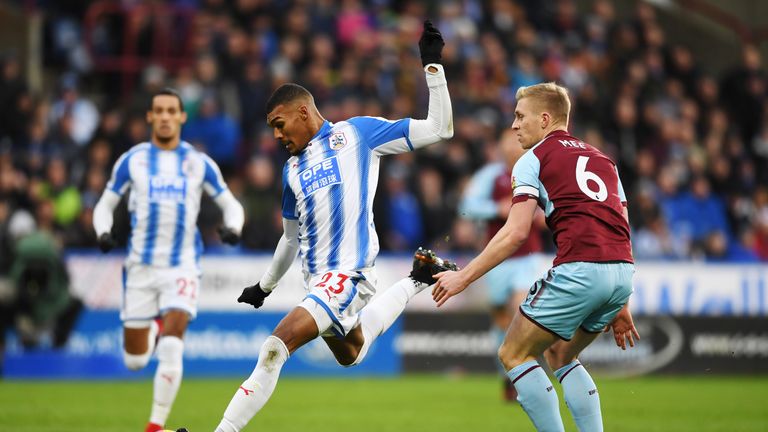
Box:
[336,351,360,368]
[257,336,289,371]
[498,342,525,371]
[123,350,151,370]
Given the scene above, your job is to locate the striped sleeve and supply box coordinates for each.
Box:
[347,116,412,155]
[201,154,227,197]
[281,162,298,220]
[106,150,134,195]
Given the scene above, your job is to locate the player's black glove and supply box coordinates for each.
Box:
[418,19,444,66]
[218,226,240,245]
[238,282,271,309]
[97,232,116,253]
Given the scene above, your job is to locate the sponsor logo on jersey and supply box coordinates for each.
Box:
[329,132,347,150]
[149,176,187,203]
[299,156,343,196]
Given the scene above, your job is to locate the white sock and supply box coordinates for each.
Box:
[149,336,184,426]
[216,336,290,432]
[353,277,423,365]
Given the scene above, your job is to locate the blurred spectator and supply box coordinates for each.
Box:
[48,74,99,148]
[384,162,423,251]
[182,92,240,174]
[36,157,82,228]
[720,44,767,147]
[0,0,764,263]
[675,176,730,248]
[240,156,281,249]
[0,54,32,148]
[2,205,81,353]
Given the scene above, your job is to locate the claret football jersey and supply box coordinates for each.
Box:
[512,130,633,266]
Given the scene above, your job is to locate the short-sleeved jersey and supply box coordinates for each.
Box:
[106,141,228,268]
[281,118,414,276]
[512,130,633,266]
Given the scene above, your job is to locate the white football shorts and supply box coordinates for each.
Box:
[298,269,376,338]
[120,263,201,327]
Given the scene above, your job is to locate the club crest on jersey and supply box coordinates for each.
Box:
[329,132,347,151]
[180,159,194,175]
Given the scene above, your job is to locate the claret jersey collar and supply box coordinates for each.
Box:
[544,129,570,139]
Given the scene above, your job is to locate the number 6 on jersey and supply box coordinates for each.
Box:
[575,156,607,201]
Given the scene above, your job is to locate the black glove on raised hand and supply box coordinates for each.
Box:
[97,232,116,253]
[218,226,240,245]
[418,19,444,66]
[238,282,271,309]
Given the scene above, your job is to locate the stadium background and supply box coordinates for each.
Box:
[0,0,767,430]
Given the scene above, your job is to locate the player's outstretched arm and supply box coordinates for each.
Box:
[432,198,538,306]
[409,20,453,148]
[214,189,245,245]
[93,190,120,253]
[606,302,639,350]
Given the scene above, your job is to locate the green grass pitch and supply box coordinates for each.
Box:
[1,375,766,431]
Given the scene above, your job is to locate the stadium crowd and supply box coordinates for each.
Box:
[1,0,768,269]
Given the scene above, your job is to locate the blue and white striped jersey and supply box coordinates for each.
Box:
[281,118,415,276]
[105,141,229,268]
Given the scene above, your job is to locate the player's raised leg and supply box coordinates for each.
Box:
[499,312,564,432]
[215,307,317,432]
[328,248,458,367]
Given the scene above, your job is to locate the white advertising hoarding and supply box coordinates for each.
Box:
[67,254,767,316]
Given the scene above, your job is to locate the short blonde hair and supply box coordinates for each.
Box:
[515,82,571,126]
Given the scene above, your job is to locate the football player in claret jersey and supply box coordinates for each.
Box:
[433,82,639,432]
[93,88,244,432]
[207,21,454,432]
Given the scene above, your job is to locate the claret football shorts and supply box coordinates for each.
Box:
[519,261,634,340]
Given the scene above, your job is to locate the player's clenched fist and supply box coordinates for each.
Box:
[97,232,116,253]
[218,226,241,245]
[237,282,271,309]
[419,19,444,66]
